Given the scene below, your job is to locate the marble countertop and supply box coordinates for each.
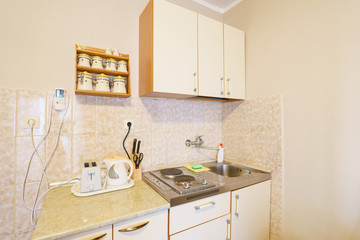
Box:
[32,180,170,240]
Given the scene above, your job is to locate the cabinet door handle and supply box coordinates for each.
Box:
[235,194,239,216]
[194,201,215,210]
[118,221,150,232]
[220,77,224,95]
[227,78,230,96]
[80,233,107,240]
[193,72,197,93]
[226,219,231,240]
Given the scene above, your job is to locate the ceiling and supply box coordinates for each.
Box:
[192,0,243,13]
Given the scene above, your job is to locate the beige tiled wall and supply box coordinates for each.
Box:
[0,87,283,239]
[0,88,223,239]
[222,95,283,240]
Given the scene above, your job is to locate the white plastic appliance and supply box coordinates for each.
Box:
[104,157,134,186]
[80,162,102,193]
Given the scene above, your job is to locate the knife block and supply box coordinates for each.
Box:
[131,154,142,181]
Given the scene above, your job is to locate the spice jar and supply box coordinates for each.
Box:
[95,74,110,92]
[77,71,93,91]
[77,54,91,67]
[117,60,128,72]
[112,76,127,93]
[105,58,117,71]
[92,56,104,69]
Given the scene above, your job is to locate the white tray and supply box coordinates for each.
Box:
[71,179,134,197]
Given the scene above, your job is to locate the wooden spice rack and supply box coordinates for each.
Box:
[75,44,131,98]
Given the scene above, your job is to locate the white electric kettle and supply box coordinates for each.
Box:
[104,157,134,186]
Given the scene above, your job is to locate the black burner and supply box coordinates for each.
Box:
[174,175,196,185]
[160,168,183,178]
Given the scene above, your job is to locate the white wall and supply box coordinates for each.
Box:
[0,0,220,93]
[225,0,360,239]
[0,0,148,93]
[0,1,225,238]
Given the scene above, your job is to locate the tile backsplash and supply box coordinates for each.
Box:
[223,95,283,240]
[0,88,223,238]
[0,87,283,239]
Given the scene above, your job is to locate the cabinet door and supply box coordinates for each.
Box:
[198,14,224,98]
[60,225,112,240]
[170,214,230,240]
[113,210,168,240]
[231,180,271,240]
[224,24,245,99]
[153,0,198,95]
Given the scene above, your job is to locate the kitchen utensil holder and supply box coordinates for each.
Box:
[131,153,142,181]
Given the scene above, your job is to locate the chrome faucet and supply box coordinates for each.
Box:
[185,136,218,151]
[185,136,204,148]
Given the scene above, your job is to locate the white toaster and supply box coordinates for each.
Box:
[80,162,102,193]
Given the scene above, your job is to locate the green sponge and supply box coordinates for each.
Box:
[191,164,203,169]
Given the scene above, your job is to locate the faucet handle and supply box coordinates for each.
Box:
[196,135,204,145]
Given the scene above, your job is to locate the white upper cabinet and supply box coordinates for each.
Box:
[140,0,197,97]
[224,24,245,99]
[153,0,197,95]
[198,14,224,98]
[139,0,245,101]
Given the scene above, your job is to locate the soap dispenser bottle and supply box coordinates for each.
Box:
[217,143,224,163]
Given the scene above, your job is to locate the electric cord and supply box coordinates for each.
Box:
[30,123,50,187]
[22,90,71,227]
[30,91,70,226]
[22,94,56,212]
[123,122,132,160]
[32,177,80,216]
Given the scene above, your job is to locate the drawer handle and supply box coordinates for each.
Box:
[226,219,231,240]
[80,233,107,240]
[194,201,215,210]
[235,194,239,217]
[118,221,150,232]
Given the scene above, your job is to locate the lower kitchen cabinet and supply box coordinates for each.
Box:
[231,180,271,240]
[170,214,231,240]
[169,192,230,239]
[59,181,270,240]
[60,210,168,240]
[113,210,168,240]
[60,225,112,240]
[169,192,230,234]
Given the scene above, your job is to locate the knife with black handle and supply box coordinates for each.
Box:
[132,139,137,155]
[136,140,141,154]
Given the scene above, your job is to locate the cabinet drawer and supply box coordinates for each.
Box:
[113,210,168,240]
[170,214,230,240]
[169,192,230,234]
[60,225,112,240]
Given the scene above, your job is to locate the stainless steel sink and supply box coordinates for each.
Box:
[209,164,251,177]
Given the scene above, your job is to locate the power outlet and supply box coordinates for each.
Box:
[123,120,133,129]
[24,116,40,129]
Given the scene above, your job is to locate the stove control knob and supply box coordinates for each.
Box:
[183,182,190,189]
[202,179,208,185]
